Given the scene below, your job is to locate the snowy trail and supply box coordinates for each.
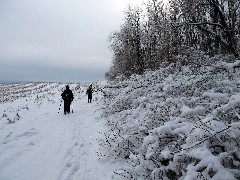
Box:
[57,101,114,180]
[0,89,117,180]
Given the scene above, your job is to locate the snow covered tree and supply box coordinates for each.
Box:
[169,0,240,57]
[108,6,144,79]
[142,0,173,68]
[107,0,240,81]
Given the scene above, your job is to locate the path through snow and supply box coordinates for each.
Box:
[0,85,118,180]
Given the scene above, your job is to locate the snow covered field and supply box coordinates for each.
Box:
[0,59,240,180]
[0,82,120,180]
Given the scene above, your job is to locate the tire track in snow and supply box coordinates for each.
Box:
[57,110,83,180]
[57,97,117,180]
[57,102,97,180]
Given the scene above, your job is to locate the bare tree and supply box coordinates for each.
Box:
[170,0,240,57]
[108,6,144,79]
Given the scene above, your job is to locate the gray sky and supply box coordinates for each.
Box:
[0,0,145,83]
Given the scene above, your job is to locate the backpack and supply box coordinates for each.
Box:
[86,87,93,94]
[62,90,73,101]
[64,93,70,100]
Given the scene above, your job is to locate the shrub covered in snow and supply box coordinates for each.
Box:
[100,58,240,179]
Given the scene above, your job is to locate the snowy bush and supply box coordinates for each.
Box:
[100,58,240,179]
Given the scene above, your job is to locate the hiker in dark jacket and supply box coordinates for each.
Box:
[86,84,93,103]
[61,85,74,114]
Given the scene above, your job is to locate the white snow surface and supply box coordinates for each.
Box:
[1,59,240,180]
[0,83,120,180]
[100,59,240,179]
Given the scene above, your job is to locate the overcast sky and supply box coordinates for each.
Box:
[0,0,146,83]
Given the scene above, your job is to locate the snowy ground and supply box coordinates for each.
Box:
[1,59,240,180]
[0,83,120,180]
[100,59,240,179]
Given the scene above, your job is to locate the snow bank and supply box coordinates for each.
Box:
[101,59,240,179]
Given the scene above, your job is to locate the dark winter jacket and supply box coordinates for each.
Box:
[61,89,74,102]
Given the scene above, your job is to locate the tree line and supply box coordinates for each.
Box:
[106,0,240,80]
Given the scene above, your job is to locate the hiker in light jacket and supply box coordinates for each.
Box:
[86,84,93,103]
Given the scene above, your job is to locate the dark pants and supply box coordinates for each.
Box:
[88,93,92,103]
[64,100,71,114]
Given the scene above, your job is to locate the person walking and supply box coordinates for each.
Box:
[61,85,74,114]
[86,84,93,103]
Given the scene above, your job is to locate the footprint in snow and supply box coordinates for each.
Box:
[66,162,72,168]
